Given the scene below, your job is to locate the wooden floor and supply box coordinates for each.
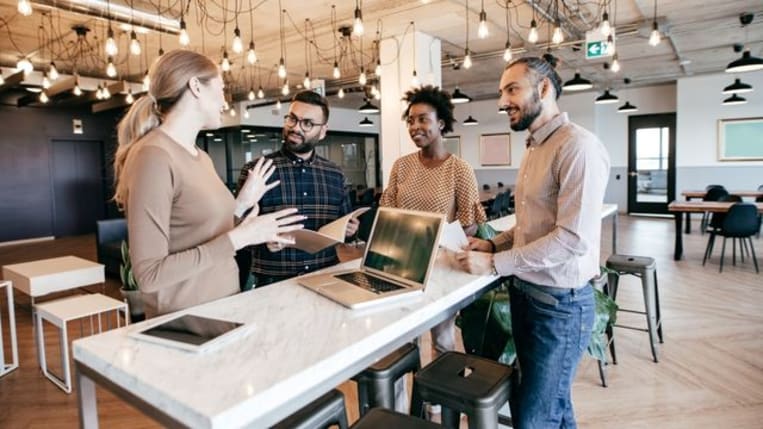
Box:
[0,215,761,428]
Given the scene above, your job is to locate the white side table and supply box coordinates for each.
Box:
[35,293,128,393]
[0,280,18,378]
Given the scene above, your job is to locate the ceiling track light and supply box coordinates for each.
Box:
[722,93,747,105]
[722,78,753,94]
[563,72,593,91]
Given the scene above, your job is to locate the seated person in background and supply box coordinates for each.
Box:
[113,50,304,318]
[236,90,358,287]
[381,84,486,358]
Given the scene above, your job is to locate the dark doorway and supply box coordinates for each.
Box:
[50,139,106,236]
[627,113,676,215]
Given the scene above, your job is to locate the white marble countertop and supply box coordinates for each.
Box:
[73,252,498,428]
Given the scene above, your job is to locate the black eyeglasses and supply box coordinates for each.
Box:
[284,113,325,132]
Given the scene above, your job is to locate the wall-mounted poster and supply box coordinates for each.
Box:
[443,136,460,157]
[479,133,511,166]
[718,117,763,161]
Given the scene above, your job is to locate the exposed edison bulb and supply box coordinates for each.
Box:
[142,71,150,91]
[49,62,59,80]
[106,57,117,78]
[232,28,243,54]
[257,86,264,99]
[244,109,250,119]
[478,11,488,39]
[73,80,82,96]
[248,88,255,100]
[303,73,311,89]
[221,52,231,72]
[16,58,33,75]
[230,106,236,117]
[333,62,341,79]
[276,99,282,110]
[353,7,364,36]
[102,84,111,99]
[105,28,118,56]
[611,55,621,73]
[503,41,513,62]
[600,12,611,37]
[552,25,564,45]
[247,41,257,64]
[278,58,286,79]
[179,20,190,46]
[42,74,51,89]
[358,67,367,86]
[528,20,539,43]
[130,31,141,56]
[281,81,289,96]
[95,85,103,100]
[606,35,616,55]
[411,69,420,87]
[125,89,134,104]
[648,22,661,47]
[337,87,345,99]
[375,60,381,77]
[39,91,49,104]
[463,50,472,69]
[18,0,32,16]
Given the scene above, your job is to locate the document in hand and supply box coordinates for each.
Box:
[439,221,469,252]
[289,207,371,254]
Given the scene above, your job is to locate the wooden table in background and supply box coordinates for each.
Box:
[668,201,763,260]
[680,190,763,234]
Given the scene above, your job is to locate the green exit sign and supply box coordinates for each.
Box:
[585,29,615,59]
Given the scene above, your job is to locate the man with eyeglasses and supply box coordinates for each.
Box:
[235,90,358,289]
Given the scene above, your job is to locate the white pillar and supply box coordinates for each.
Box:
[379,30,441,187]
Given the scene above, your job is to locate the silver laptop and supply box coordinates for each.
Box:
[298,207,445,309]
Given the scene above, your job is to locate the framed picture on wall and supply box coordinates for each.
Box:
[479,133,511,166]
[443,136,460,157]
[718,117,763,161]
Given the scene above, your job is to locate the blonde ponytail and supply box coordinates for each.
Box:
[112,49,219,211]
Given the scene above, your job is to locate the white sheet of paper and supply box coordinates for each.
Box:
[439,221,468,252]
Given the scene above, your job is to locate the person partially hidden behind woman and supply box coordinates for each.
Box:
[113,50,304,318]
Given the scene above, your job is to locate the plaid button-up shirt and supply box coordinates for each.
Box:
[236,146,352,278]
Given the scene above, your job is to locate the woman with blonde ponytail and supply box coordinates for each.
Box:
[114,50,304,318]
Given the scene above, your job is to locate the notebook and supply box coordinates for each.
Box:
[298,207,445,309]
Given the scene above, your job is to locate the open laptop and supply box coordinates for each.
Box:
[298,207,445,309]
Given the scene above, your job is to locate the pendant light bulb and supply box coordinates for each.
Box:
[247,41,257,64]
[611,55,621,73]
[281,81,289,96]
[278,58,286,79]
[39,91,49,103]
[244,109,250,119]
[600,12,611,37]
[337,87,345,99]
[103,84,111,99]
[106,57,117,78]
[42,74,51,89]
[142,70,150,91]
[528,20,539,43]
[463,50,472,69]
[503,42,513,62]
[303,73,311,89]
[333,62,341,79]
[221,52,231,72]
[179,19,190,46]
[276,99,282,110]
[49,62,59,80]
[248,88,255,101]
[232,28,243,54]
[411,69,420,87]
[125,89,134,104]
[17,58,33,75]
[105,28,118,56]
[552,24,564,45]
[257,86,264,99]
[353,7,364,36]
[358,68,367,86]
[649,22,661,47]
[375,60,382,77]
[230,107,236,117]
[478,10,488,39]
[130,31,141,56]
[73,80,82,96]
[18,0,32,16]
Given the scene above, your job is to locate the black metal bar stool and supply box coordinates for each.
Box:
[410,351,512,429]
[352,342,421,416]
[272,389,349,429]
[606,254,664,363]
[351,408,441,428]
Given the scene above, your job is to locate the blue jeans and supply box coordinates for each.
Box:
[509,278,595,429]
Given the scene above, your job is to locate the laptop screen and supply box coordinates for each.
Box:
[363,209,443,284]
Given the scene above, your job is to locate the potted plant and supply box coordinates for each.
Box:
[119,240,145,322]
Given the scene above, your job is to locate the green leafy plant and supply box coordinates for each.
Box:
[119,240,138,291]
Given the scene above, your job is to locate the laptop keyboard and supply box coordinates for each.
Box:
[335,272,405,294]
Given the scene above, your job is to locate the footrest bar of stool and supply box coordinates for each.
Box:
[613,324,649,333]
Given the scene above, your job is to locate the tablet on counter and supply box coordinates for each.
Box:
[129,314,248,352]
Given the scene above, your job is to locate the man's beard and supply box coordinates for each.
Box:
[283,131,316,154]
[510,90,542,132]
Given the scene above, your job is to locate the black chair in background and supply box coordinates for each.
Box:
[700,186,729,233]
[348,189,358,208]
[757,194,763,238]
[497,181,504,188]
[485,195,503,220]
[357,189,375,207]
[704,203,759,273]
[498,190,512,216]
[706,184,724,191]
[702,194,741,268]
[482,184,491,191]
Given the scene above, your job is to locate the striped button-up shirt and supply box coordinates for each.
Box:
[236,147,352,278]
[492,113,610,288]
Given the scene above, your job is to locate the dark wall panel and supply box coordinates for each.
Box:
[0,105,122,242]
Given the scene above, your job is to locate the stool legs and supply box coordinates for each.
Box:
[642,271,659,363]
[441,406,460,429]
[470,407,500,429]
[654,270,664,344]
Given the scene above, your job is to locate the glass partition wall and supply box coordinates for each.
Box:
[197,126,379,193]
